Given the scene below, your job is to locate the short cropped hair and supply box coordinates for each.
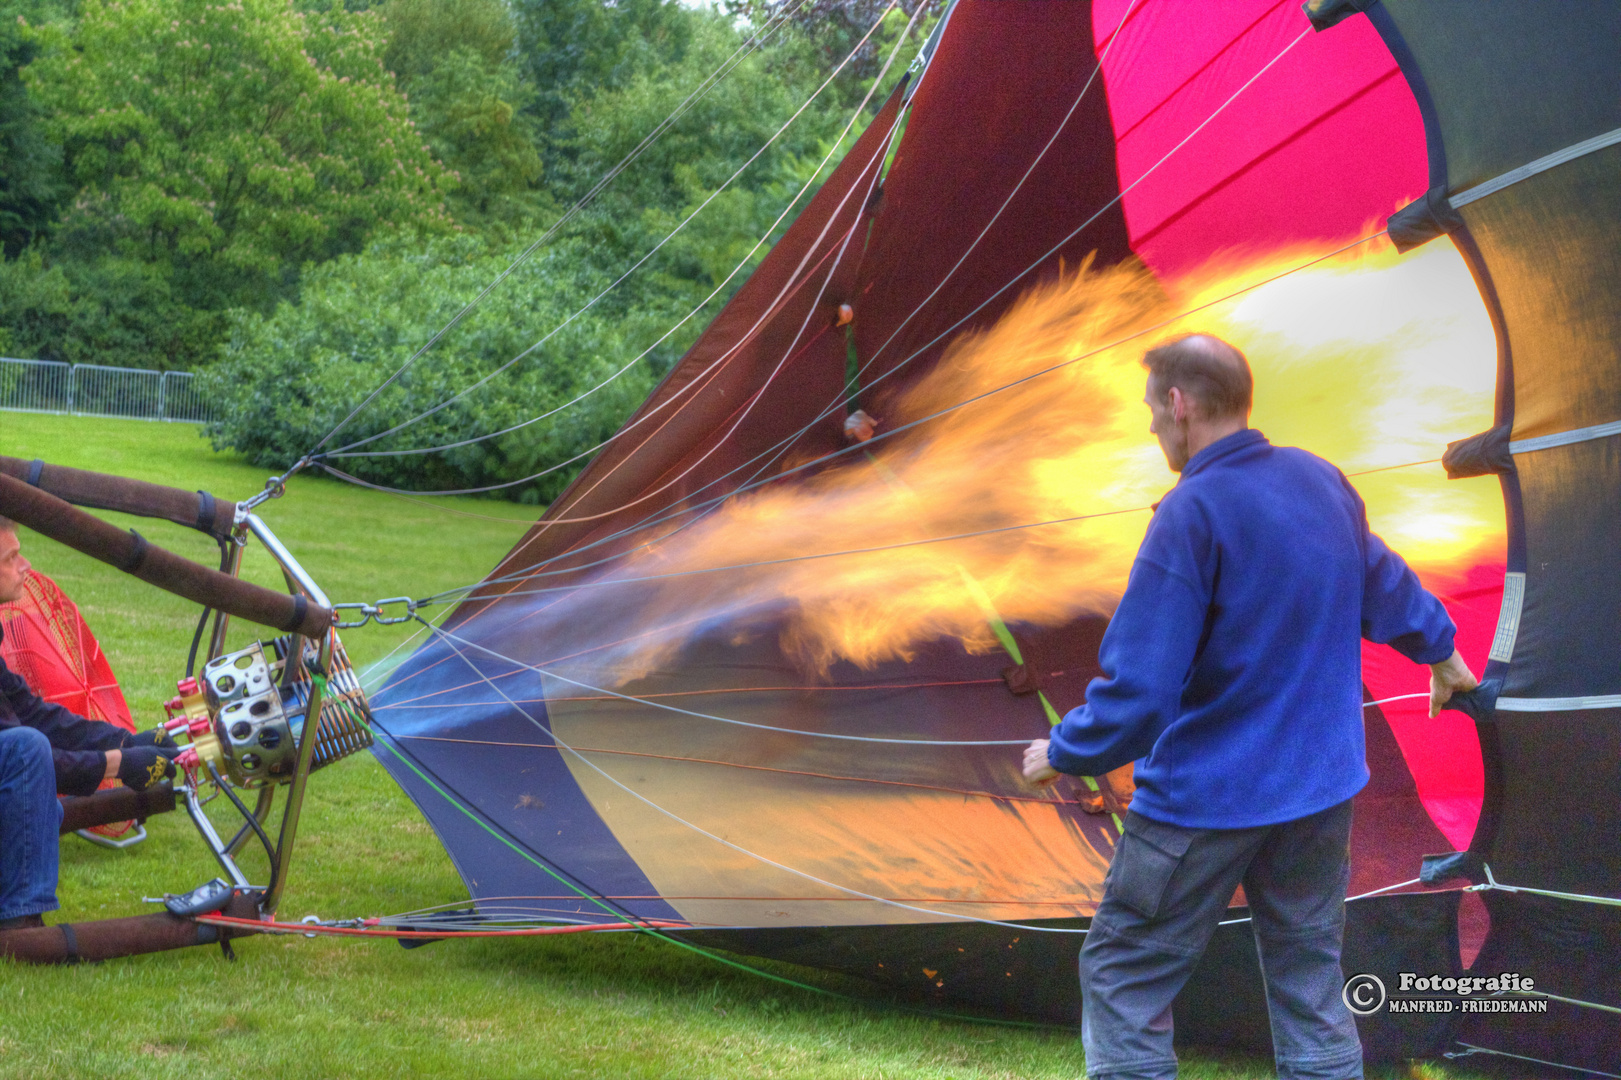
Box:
[1142,334,1253,420]
[0,515,14,534]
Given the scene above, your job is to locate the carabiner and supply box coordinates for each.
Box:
[371,597,418,626]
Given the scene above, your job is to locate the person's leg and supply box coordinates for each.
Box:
[0,726,63,923]
[1080,812,1267,1080]
[1242,800,1362,1080]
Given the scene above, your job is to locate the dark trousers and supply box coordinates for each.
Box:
[1080,800,1361,1080]
[0,726,62,921]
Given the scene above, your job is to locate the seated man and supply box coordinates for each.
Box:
[0,515,178,931]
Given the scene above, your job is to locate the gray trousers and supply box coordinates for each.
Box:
[1080,800,1362,1080]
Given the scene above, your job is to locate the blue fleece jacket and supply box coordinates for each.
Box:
[1046,429,1455,829]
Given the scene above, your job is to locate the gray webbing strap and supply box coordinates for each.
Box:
[1486,572,1525,663]
[1451,124,1621,209]
[1510,418,1621,455]
[1392,125,1621,250]
[1495,693,1621,712]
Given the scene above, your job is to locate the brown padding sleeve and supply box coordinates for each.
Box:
[0,473,333,637]
[0,455,238,537]
[0,891,262,963]
[59,783,177,834]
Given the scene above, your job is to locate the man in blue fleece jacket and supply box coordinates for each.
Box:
[1022,335,1478,1080]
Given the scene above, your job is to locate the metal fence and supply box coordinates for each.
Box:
[0,358,214,423]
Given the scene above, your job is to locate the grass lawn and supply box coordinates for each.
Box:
[0,413,1481,1079]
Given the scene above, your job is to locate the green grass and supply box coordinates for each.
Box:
[0,414,1481,1079]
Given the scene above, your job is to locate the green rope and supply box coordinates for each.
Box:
[372,725,627,922]
[860,452,1117,822]
[953,555,1120,830]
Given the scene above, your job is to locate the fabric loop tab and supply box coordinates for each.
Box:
[120,530,150,574]
[1442,678,1500,723]
[1443,424,1513,478]
[24,459,43,487]
[1419,850,1483,886]
[1388,186,1463,252]
[1301,0,1378,34]
[1390,125,1621,251]
[1001,662,1041,696]
[59,923,79,963]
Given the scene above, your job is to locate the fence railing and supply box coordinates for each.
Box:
[0,358,214,423]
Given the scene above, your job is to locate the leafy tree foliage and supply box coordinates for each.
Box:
[0,0,68,260]
[380,0,545,227]
[24,0,452,305]
[200,233,670,503]
[0,247,227,367]
[512,0,693,159]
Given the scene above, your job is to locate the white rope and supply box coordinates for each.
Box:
[314,0,813,453]
[1365,692,1428,708]
[396,621,1465,940]
[413,620,1034,746]
[322,0,1140,474]
[1470,863,1621,909]
[321,88,897,498]
[333,232,1403,645]
[853,23,1312,391]
[415,505,1150,606]
[1217,877,1424,926]
[325,0,903,461]
[505,4,930,531]
[500,236,1387,595]
[418,618,1095,934]
[1447,1042,1621,1079]
[851,0,1147,382]
[323,21,1321,526]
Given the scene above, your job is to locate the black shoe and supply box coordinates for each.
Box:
[0,914,45,931]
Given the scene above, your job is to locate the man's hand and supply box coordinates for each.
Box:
[1429,649,1479,718]
[1023,739,1059,786]
[115,745,178,791]
[126,726,179,752]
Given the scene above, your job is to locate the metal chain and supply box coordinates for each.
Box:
[333,597,420,629]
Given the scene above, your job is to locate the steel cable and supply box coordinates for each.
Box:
[312,0,816,454]
[321,0,904,462]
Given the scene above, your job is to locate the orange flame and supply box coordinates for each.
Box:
[592,237,1502,679]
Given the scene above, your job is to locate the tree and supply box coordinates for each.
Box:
[511,0,693,168]
[379,0,511,83]
[200,233,670,504]
[379,0,545,226]
[0,0,67,259]
[22,0,454,318]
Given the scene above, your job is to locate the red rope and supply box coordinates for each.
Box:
[193,915,689,940]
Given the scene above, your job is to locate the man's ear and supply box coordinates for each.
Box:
[1169,386,1187,423]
